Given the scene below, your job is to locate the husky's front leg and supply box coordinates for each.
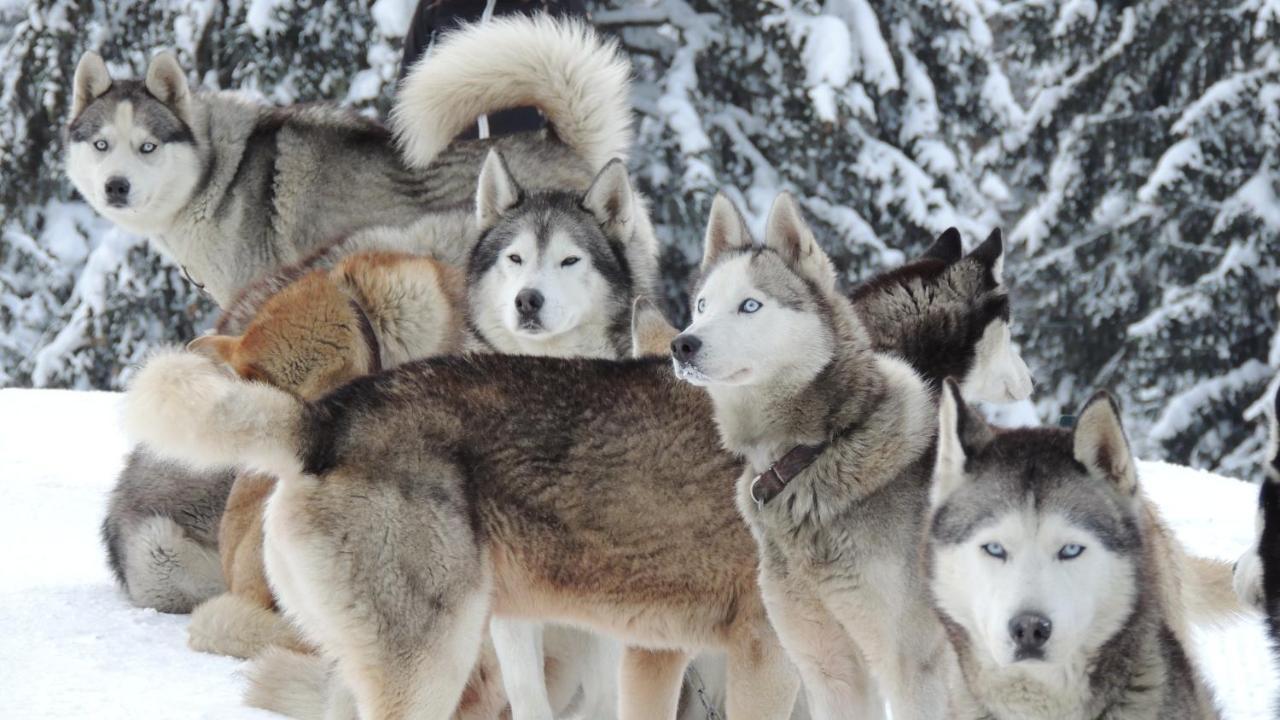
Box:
[490,618,554,720]
[759,578,883,720]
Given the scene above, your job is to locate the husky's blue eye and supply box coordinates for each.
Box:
[1058,544,1085,560]
[140,142,157,154]
[507,254,522,265]
[740,299,762,314]
[696,298,705,313]
[981,542,1007,560]
[93,140,108,152]
[561,256,580,267]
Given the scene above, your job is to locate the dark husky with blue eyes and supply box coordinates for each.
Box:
[927,380,1221,719]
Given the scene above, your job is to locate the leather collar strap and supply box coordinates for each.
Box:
[749,442,828,510]
[347,299,382,374]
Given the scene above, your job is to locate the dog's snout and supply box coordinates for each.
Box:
[515,289,544,316]
[105,176,131,206]
[1009,613,1052,651]
[671,334,702,364]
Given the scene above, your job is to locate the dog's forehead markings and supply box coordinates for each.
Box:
[114,101,134,139]
[747,252,811,310]
[700,255,756,304]
[543,230,579,263]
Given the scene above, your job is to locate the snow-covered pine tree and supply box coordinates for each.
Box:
[2,0,1278,475]
[989,0,1280,472]
[602,0,1015,319]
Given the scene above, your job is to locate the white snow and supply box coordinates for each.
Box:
[0,388,1276,718]
[370,0,416,38]
[0,390,274,719]
[245,0,288,38]
[1137,137,1203,204]
[789,14,854,122]
[1052,0,1098,36]
[828,0,900,93]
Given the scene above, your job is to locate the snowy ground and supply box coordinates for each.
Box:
[0,387,1275,719]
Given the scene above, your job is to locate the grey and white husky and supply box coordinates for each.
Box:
[65,15,633,307]
[670,192,953,719]
[928,381,1221,719]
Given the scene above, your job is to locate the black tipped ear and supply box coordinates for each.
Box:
[922,228,963,265]
[933,377,994,506]
[72,51,112,119]
[144,50,192,126]
[582,159,634,235]
[475,149,522,231]
[1073,391,1137,496]
[968,228,1004,284]
[700,192,753,275]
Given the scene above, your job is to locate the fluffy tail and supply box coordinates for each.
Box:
[244,648,351,720]
[105,515,225,613]
[1183,555,1250,626]
[123,348,307,479]
[188,593,313,659]
[392,15,632,171]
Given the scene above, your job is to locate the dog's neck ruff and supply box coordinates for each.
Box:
[749,442,828,510]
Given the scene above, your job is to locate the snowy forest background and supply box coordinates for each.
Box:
[1,0,1277,477]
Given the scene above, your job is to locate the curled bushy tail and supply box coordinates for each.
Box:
[123,348,307,479]
[392,15,632,171]
[244,648,346,720]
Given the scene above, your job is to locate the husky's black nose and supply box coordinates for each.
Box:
[671,334,701,363]
[105,176,130,206]
[1009,613,1052,653]
[515,289,544,316]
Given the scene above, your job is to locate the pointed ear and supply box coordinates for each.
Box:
[630,296,679,358]
[763,193,836,293]
[145,51,192,126]
[932,377,994,506]
[475,149,522,232]
[582,159,634,236]
[700,192,753,275]
[922,227,963,265]
[968,228,1004,285]
[1073,391,1137,496]
[187,334,240,367]
[72,51,112,119]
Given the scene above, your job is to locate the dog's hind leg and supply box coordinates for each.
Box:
[263,463,492,720]
[720,594,803,720]
[618,647,688,720]
[490,618,554,720]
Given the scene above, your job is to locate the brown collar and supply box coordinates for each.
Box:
[346,298,382,374]
[749,442,828,510]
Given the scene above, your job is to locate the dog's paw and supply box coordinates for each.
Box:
[1233,544,1265,612]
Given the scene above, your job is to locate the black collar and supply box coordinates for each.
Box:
[749,442,828,510]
